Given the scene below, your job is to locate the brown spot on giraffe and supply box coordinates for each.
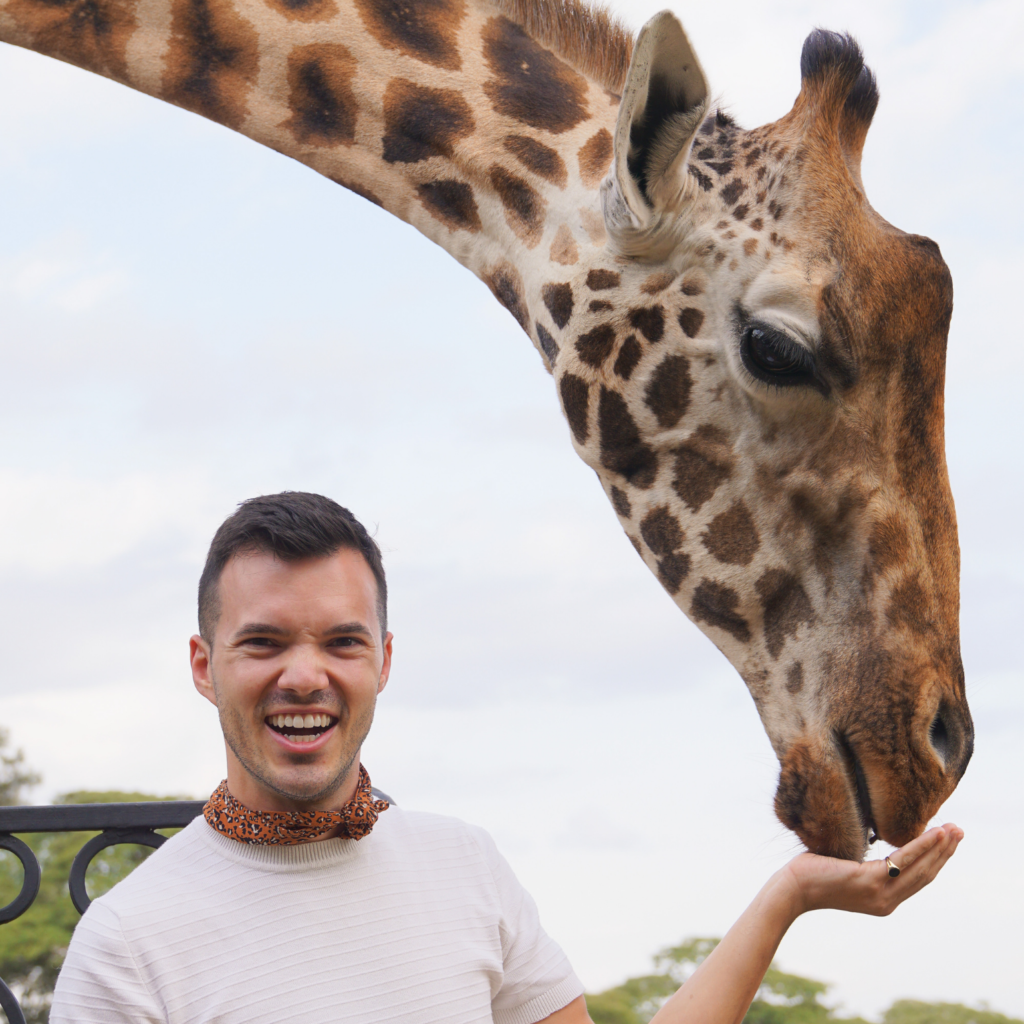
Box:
[382,79,474,163]
[483,16,589,133]
[691,579,751,642]
[610,486,631,518]
[164,0,259,129]
[535,322,558,366]
[680,279,703,297]
[628,306,665,343]
[264,0,337,22]
[542,283,573,330]
[416,179,481,232]
[598,387,658,488]
[354,0,465,71]
[490,165,546,246]
[503,135,567,187]
[786,662,804,694]
[559,373,589,444]
[576,325,616,368]
[282,44,358,146]
[549,224,579,265]
[720,180,746,205]
[640,506,683,556]
[755,568,816,659]
[644,354,693,429]
[5,0,138,80]
[484,262,528,330]
[672,425,734,511]
[678,307,705,338]
[587,269,620,290]
[578,127,613,188]
[743,237,759,256]
[733,204,749,221]
[642,272,676,295]
[688,165,713,192]
[702,500,760,566]
[750,217,764,231]
[640,506,691,594]
[589,300,612,312]
[613,336,642,381]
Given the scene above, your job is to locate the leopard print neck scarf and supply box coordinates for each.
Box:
[203,764,388,845]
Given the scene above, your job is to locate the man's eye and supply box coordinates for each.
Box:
[244,637,278,647]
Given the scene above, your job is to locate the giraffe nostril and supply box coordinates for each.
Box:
[929,707,951,768]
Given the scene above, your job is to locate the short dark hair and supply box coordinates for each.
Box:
[198,492,387,642]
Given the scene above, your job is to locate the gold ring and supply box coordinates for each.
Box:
[885,856,901,878]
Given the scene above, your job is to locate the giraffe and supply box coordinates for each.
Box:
[0,0,972,860]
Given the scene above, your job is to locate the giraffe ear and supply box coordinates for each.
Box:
[601,11,709,257]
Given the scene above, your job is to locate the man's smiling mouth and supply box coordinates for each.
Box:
[266,713,338,744]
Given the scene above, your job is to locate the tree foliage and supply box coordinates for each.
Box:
[585,938,1021,1024]
[0,728,41,807]
[0,782,184,1024]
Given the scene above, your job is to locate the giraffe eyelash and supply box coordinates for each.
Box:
[739,320,825,393]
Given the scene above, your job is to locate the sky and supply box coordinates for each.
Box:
[0,0,1022,1017]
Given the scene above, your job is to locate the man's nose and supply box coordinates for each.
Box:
[276,644,329,694]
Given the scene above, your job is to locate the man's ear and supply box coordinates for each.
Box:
[191,635,218,707]
[377,631,393,696]
[602,11,709,257]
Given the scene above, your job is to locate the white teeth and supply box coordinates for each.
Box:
[269,714,334,736]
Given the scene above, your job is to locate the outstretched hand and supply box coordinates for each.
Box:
[778,823,964,919]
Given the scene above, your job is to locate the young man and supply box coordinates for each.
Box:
[51,492,963,1024]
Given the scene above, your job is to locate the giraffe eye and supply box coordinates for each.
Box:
[741,324,815,386]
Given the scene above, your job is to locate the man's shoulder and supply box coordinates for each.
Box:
[365,805,503,870]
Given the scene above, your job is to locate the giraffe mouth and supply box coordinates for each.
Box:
[834,731,878,846]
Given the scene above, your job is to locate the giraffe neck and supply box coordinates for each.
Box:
[0,0,622,364]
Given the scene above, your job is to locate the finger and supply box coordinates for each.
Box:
[885,824,949,874]
[889,829,960,893]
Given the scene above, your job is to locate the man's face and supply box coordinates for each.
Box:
[190,548,391,813]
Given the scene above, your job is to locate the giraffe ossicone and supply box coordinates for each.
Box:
[0,0,972,859]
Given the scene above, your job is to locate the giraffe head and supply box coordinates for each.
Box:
[550,14,972,859]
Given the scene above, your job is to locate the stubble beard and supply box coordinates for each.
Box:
[213,671,377,808]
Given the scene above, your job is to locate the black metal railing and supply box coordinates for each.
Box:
[0,790,393,1024]
[0,800,206,1024]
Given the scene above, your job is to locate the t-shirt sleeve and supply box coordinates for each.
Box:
[50,900,164,1024]
[473,828,584,1024]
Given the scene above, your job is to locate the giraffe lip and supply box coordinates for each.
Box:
[834,731,878,845]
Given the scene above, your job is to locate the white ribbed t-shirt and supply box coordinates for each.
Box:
[50,807,582,1024]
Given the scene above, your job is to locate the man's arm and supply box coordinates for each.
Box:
[540,824,963,1024]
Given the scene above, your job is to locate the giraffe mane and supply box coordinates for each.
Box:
[493,0,634,94]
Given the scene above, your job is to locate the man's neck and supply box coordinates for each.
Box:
[224,749,362,818]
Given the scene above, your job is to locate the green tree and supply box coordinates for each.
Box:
[0,789,185,1024]
[0,728,41,807]
[585,939,1020,1024]
[883,1003,1023,1024]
